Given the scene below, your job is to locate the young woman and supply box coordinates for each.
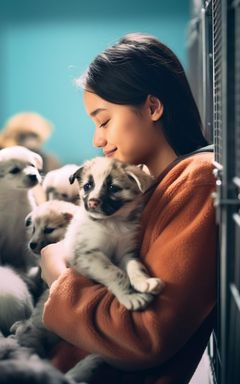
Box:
[40,33,217,383]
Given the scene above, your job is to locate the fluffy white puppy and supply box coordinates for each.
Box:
[42,164,80,204]
[0,145,42,270]
[0,267,33,336]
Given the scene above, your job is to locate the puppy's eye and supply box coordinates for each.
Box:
[83,182,93,192]
[43,227,55,234]
[25,217,32,227]
[107,184,122,193]
[10,166,21,174]
[62,193,68,199]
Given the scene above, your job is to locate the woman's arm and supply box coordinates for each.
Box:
[42,159,217,369]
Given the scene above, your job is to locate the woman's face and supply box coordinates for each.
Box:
[83,91,163,166]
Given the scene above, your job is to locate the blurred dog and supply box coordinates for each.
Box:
[0,112,52,150]
[0,145,42,270]
[0,331,73,384]
[12,200,77,357]
[0,112,60,172]
[0,146,43,335]
[42,164,80,205]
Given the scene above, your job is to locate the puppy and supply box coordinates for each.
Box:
[65,156,163,311]
[42,164,80,205]
[12,200,78,357]
[0,112,53,151]
[25,200,78,255]
[0,332,73,384]
[0,145,42,271]
[0,267,33,336]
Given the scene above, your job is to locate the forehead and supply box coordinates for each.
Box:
[82,157,126,184]
[0,149,34,164]
[83,91,113,116]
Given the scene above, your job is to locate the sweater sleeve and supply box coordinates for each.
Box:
[43,162,217,370]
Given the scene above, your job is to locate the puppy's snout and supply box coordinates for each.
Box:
[88,198,100,209]
[29,241,38,250]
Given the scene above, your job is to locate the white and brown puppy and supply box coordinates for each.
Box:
[0,145,42,270]
[42,164,80,205]
[0,146,42,335]
[25,200,78,256]
[65,156,164,312]
[12,200,78,358]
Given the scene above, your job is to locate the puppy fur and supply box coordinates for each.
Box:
[0,112,53,150]
[0,145,42,271]
[0,267,33,336]
[65,156,163,311]
[0,332,73,384]
[12,200,77,358]
[42,164,80,205]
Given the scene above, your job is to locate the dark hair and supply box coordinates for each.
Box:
[79,32,208,155]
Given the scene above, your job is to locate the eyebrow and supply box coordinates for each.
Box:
[90,108,107,117]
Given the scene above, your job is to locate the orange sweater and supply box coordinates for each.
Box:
[43,152,217,383]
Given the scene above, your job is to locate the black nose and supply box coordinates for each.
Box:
[29,242,37,250]
[28,174,37,182]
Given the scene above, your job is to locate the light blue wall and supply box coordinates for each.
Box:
[0,0,190,164]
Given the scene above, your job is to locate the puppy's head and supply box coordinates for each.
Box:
[1,112,53,150]
[42,164,80,205]
[69,157,153,219]
[0,146,42,188]
[25,200,77,256]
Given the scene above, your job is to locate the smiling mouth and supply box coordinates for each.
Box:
[104,148,117,157]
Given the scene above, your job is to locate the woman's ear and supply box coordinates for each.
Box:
[147,95,164,122]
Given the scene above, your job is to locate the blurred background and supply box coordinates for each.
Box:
[0,0,190,164]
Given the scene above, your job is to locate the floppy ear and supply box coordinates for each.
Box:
[125,166,153,193]
[32,152,43,170]
[69,166,84,185]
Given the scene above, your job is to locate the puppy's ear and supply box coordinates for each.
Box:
[125,166,153,193]
[25,213,32,227]
[69,166,84,185]
[32,152,43,170]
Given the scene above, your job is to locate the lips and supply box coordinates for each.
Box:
[104,148,117,157]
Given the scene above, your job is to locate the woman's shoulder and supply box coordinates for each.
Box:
[160,151,215,190]
[144,151,216,207]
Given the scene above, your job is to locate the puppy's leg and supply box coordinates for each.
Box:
[123,256,164,294]
[70,250,153,310]
[11,289,60,358]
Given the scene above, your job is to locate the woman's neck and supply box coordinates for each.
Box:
[146,142,178,178]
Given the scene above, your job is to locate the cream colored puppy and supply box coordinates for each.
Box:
[42,164,80,205]
[0,146,42,271]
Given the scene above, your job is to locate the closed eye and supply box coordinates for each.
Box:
[99,119,110,128]
[43,227,55,234]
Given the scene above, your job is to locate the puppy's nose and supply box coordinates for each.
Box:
[29,242,37,250]
[28,174,37,182]
[88,198,100,209]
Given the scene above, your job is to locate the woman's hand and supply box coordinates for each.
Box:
[40,240,68,287]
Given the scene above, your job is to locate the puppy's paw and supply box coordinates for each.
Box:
[131,277,164,295]
[118,292,153,310]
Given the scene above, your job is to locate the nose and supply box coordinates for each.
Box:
[88,198,100,209]
[93,129,107,148]
[29,241,37,250]
[28,174,37,182]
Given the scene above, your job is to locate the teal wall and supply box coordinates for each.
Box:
[0,0,190,165]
